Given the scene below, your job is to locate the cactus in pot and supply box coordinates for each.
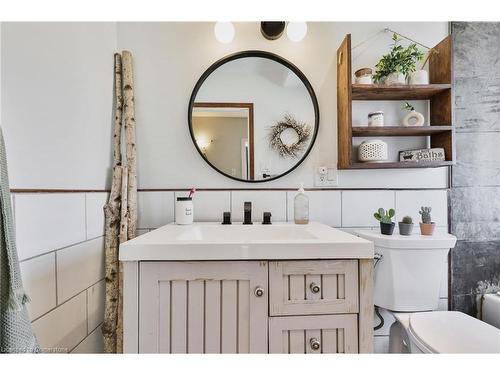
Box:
[419,206,435,235]
[374,208,396,235]
[398,215,414,236]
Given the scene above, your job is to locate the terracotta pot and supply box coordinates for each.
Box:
[419,222,435,236]
[380,222,395,235]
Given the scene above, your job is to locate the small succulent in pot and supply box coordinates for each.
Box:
[374,208,396,235]
[398,215,414,236]
[419,206,435,235]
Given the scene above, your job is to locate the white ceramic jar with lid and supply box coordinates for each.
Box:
[176,197,193,225]
[354,67,373,84]
[368,111,384,127]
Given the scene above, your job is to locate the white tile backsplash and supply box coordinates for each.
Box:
[395,190,448,226]
[87,279,105,334]
[32,291,87,353]
[137,191,174,229]
[85,192,108,239]
[71,324,104,353]
[287,191,341,227]
[56,237,105,303]
[20,252,57,321]
[15,193,86,260]
[175,191,230,222]
[342,191,395,227]
[231,191,287,222]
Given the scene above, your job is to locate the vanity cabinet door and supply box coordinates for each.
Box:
[138,261,268,353]
[268,315,358,354]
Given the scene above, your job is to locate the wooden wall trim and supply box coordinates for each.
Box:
[10,187,450,194]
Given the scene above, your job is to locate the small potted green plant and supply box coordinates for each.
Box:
[374,208,395,235]
[398,215,414,236]
[373,33,425,85]
[419,206,435,235]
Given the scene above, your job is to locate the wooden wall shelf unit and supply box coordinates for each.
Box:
[337,34,455,170]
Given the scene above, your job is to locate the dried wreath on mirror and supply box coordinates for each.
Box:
[268,114,312,158]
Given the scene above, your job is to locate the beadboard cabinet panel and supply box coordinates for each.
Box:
[269,314,358,354]
[138,261,268,353]
[269,260,359,316]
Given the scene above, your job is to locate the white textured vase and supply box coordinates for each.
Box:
[403,110,425,127]
[384,72,406,85]
[409,70,429,85]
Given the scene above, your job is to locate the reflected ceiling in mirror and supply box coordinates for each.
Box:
[189,51,319,182]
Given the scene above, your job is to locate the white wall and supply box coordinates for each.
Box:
[1,22,449,190]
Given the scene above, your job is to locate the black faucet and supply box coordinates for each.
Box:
[243,202,252,225]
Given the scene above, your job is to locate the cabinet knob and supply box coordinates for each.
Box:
[310,338,321,351]
[310,282,321,294]
[254,287,265,297]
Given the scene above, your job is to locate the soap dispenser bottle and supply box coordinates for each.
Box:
[294,183,309,224]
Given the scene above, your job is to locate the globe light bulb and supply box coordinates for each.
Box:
[214,22,235,44]
[286,22,307,42]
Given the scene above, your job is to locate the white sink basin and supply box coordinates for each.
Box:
[119,222,373,261]
[175,225,317,241]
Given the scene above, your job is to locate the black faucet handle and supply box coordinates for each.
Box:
[262,212,272,225]
[243,201,252,225]
[222,211,232,225]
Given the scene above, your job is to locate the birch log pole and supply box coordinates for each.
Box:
[116,167,128,353]
[101,166,122,353]
[102,53,124,353]
[122,50,138,241]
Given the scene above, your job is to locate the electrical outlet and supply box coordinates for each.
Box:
[314,166,338,187]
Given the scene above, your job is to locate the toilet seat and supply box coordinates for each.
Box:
[407,311,500,353]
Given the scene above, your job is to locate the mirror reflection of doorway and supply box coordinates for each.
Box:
[192,102,254,180]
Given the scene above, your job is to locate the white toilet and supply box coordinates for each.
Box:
[356,229,500,353]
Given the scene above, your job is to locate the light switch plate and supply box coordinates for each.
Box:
[314,166,338,187]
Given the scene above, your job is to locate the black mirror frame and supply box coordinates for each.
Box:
[188,50,320,183]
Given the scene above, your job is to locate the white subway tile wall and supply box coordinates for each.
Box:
[72,325,104,353]
[395,190,448,226]
[19,252,57,320]
[85,192,109,239]
[15,189,450,353]
[175,190,230,222]
[286,191,341,227]
[87,280,105,334]
[231,191,287,222]
[56,237,105,304]
[32,291,87,353]
[137,191,175,229]
[342,191,395,227]
[15,193,86,260]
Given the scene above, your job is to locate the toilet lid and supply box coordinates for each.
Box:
[408,311,500,353]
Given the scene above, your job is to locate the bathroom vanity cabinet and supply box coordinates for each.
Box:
[120,223,374,354]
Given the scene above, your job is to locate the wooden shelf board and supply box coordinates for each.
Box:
[343,161,454,170]
[351,84,451,100]
[352,126,452,137]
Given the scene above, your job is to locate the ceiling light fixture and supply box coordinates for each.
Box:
[214,22,235,44]
[287,22,307,42]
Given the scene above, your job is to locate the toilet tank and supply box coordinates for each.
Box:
[355,230,457,312]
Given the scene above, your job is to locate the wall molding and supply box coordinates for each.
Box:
[11,187,450,194]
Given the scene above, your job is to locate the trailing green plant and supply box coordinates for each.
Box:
[374,208,395,224]
[402,215,413,224]
[419,206,432,223]
[373,33,425,83]
[402,102,415,111]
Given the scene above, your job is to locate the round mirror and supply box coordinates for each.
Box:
[188,51,319,182]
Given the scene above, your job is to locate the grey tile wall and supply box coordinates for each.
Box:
[450,22,500,315]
